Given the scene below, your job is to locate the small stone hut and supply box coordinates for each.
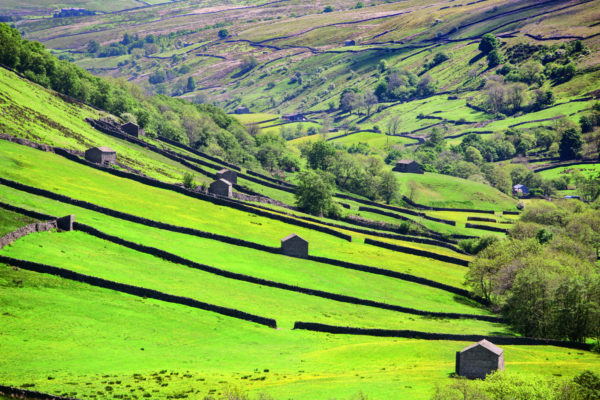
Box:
[85,147,116,165]
[234,106,250,114]
[456,339,504,379]
[121,122,144,137]
[216,169,238,185]
[345,39,356,46]
[281,233,308,258]
[209,179,232,197]
[282,113,307,122]
[392,159,424,174]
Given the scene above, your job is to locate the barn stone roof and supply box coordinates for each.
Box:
[94,146,116,153]
[460,339,503,356]
[281,233,307,243]
[396,159,417,164]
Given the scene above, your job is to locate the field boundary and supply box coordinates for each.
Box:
[364,238,470,267]
[70,223,501,321]
[0,255,278,328]
[292,322,592,350]
[0,385,79,400]
[0,202,488,304]
[0,214,499,322]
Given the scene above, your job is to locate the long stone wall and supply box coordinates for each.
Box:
[364,238,470,267]
[0,385,79,400]
[292,322,592,350]
[465,223,509,234]
[74,222,498,322]
[0,202,487,305]
[0,221,57,249]
[0,255,277,328]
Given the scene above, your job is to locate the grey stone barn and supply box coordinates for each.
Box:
[392,159,424,174]
[281,233,308,258]
[121,122,144,137]
[85,146,116,165]
[456,339,504,379]
[216,169,238,185]
[282,113,307,122]
[234,106,250,114]
[209,179,232,197]
[345,39,356,46]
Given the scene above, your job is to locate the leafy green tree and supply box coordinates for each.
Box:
[355,2,364,8]
[87,40,100,54]
[186,76,196,92]
[487,49,503,68]
[323,5,334,12]
[479,33,499,54]
[240,56,257,73]
[559,128,583,160]
[304,140,336,170]
[295,170,335,216]
[218,29,229,39]
[377,170,399,204]
[0,23,21,68]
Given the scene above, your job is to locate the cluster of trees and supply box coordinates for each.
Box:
[466,200,600,343]
[396,122,587,196]
[339,88,378,116]
[433,370,600,400]
[374,68,437,102]
[89,33,167,58]
[0,23,299,172]
[297,141,400,214]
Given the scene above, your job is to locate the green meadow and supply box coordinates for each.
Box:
[395,173,517,211]
[1,263,599,400]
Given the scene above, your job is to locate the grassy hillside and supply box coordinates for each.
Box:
[1,1,600,399]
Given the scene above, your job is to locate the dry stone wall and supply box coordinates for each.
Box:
[0,221,57,249]
[292,322,592,350]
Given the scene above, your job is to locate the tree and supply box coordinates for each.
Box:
[355,2,364,8]
[486,82,505,114]
[465,146,483,164]
[186,76,196,92]
[479,33,499,54]
[218,29,229,39]
[364,91,378,116]
[559,128,583,160]
[87,40,100,54]
[323,5,334,12]
[507,82,526,112]
[304,140,336,170]
[295,170,335,216]
[339,90,356,114]
[377,170,399,204]
[240,56,257,73]
[387,115,401,136]
[487,49,503,68]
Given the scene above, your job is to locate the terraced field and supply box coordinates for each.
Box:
[1,77,600,399]
[2,0,600,397]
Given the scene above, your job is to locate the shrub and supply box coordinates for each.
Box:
[182,172,196,189]
[323,5,334,12]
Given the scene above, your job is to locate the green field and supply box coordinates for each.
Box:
[1,262,599,400]
[395,173,517,211]
[2,0,600,398]
[536,163,600,180]
[329,131,418,149]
